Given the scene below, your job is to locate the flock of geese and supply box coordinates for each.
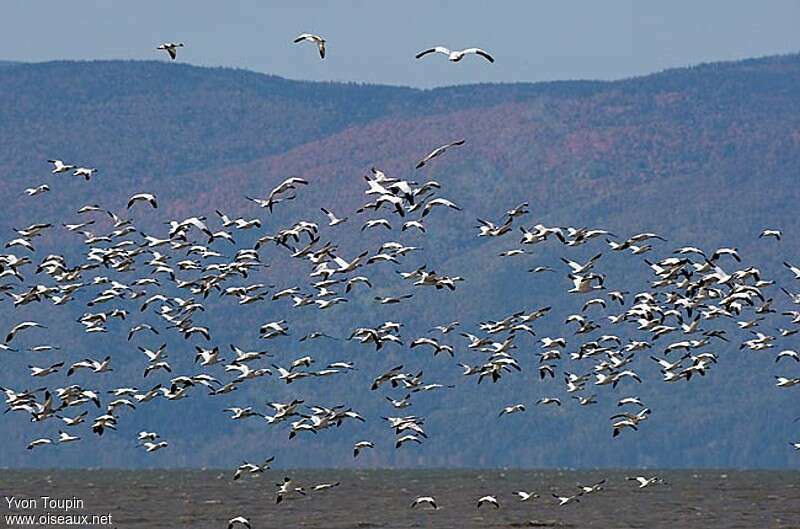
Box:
[1,33,798,528]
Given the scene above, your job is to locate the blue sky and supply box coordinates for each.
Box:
[3,1,799,87]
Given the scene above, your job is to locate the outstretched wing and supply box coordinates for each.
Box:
[464,48,494,63]
[415,46,449,59]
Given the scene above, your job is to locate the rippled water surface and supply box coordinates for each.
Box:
[1,469,798,528]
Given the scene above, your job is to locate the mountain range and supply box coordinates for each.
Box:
[1,54,799,469]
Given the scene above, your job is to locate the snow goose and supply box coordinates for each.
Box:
[775,376,800,387]
[785,261,800,280]
[127,193,158,209]
[617,396,644,407]
[421,198,461,217]
[57,430,80,444]
[537,397,561,406]
[498,403,525,417]
[396,434,423,448]
[27,438,52,450]
[477,495,500,508]
[321,207,347,226]
[627,476,661,488]
[362,219,392,231]
[411,496,438,509]
[416,46,494,63]
[233,457,274,480]
[515,491,539,501]
[402,220,426,232]
[67,356,112,376]
[24,185,49,197]
[157,42,184,60]
[228,516,251,529]
[416,139,465,169]
[137,431,159,442]
[552,493,581,506]
[142,441,168,453]
[294,33,326,58]
[48,159,76,173]
[29,362,64,377]
[59,411,88,426]
[776,350,800,363]
[578,479,606,494]
[73,167,98,180]
[276,477,306,504]
[354,440,374,458]
[760,229,782,240]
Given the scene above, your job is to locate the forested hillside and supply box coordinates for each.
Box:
[1,55,799,469]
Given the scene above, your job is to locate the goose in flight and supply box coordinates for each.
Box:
[276,477,306,504]
[24,185,49,197]
[396,434,423,448]
[775,376,800,387]
[228,517,251,529]
[6,321,46,343]
[27,438,53,450]
[477,495,500,508]
[304,482,338,494]
[354,440,374,458]
[362,219,392,231]
[67,356,112,376]
[422,198,462,217]
[776,350,800,363]
[294,33,326,58]
[73,167,98,180]
[785,261,800,280]
[416,139,465,169]
[321,207,347,226]
[411,496,438,509]
[552,493,581,506]
[142,441,169,453]
[578,479,606,494]
[627,476,661,488]
[416,46,494,63]
[760,229,782,240]
[157,42,184,60]
[57,431,80,444]
[233,457,274,480]
[137,431,159,442]
[127,193,158,209]
[498,403,525,417]
[515,491,539,501]
[537,397,561,406]
[48,159,76,173]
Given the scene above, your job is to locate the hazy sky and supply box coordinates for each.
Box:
[3,1,799,87]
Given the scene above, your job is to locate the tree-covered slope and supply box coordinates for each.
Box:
[1,55,799,469]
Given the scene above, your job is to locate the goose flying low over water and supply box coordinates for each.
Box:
[477,495,500,508]
[294,33,326,58]
[411,496,438,509]
[552,493,581,506]
[415,46,495,63]
[157,42,184,60]
[627,476,661,488]
[515,491,539,501]
[227,516,251,529]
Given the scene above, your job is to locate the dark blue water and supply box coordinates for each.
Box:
[1,469,798,528]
